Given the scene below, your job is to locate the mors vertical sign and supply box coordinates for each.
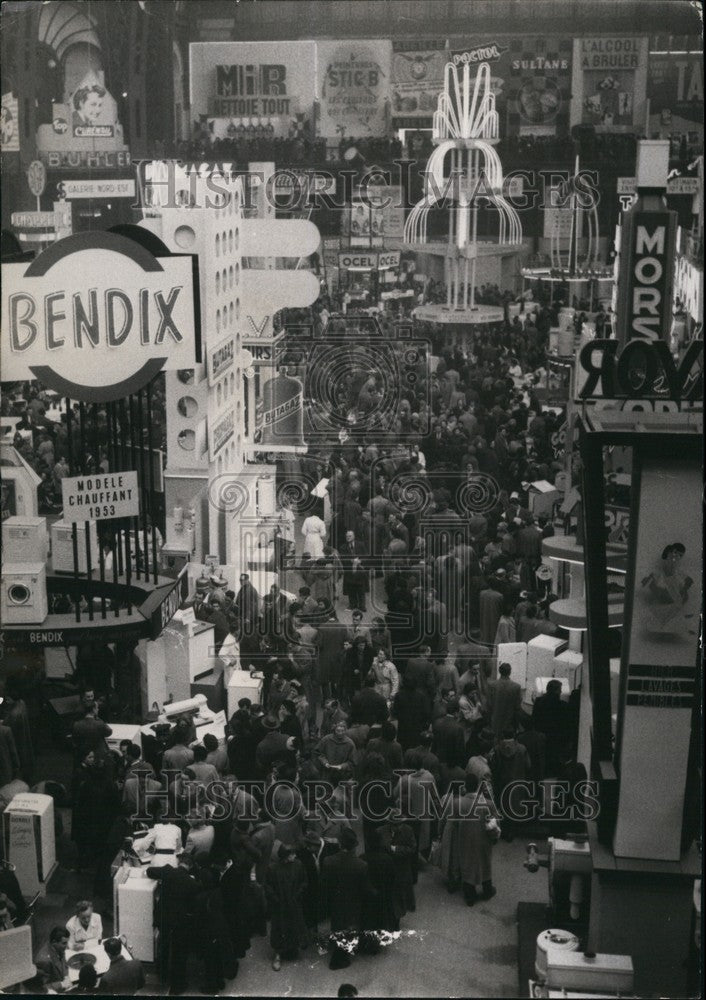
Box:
[1,231,199,401]
[614,209,677,346]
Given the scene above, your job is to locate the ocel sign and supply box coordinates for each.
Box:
[1,231,199,401]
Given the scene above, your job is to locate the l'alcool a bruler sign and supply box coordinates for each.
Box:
[1,231,199,403]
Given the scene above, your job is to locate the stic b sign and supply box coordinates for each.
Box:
[1,231,199,402]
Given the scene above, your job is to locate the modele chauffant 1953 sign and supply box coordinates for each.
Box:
[1,230,200,402]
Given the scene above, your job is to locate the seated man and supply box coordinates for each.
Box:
[36,926,71,993]
[66,899,103,950]
[98,936,146,993]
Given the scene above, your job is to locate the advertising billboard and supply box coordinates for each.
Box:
[614,456,700,860]
[189,41,317,134]
[450,36,572,136]
[391,41,446,118]
[317,39,392,138]
[647,51,703,148]
[572,36,649,133]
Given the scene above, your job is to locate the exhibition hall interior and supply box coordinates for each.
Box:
[0,0,702,996]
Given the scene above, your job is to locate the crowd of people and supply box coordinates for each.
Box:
[0,285,589,994]
[1,379,167,518]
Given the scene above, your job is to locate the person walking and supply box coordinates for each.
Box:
[455,773,500,906]
[265,843,309,971]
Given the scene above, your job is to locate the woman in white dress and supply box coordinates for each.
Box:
[301,513,327,560]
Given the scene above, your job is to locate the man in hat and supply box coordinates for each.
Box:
[234,573,260,628]
[297,830,325,942]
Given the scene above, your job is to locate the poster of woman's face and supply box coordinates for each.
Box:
[629,459,701,666]
[71,77,114,137]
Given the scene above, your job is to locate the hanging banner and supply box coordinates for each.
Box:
[647,51,703,147]
[317,39,392,139]
[573,37,648,133]
[391,41,446,118]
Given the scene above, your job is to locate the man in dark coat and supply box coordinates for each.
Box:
[71,700,112,769]
[392,675,432,751]
[97,936,145,993]
[321,828,376,970]
[405,645,437,702]
[341,531,369,611]
[488,662,522,739]
[532,679,569,775]
[146,855,200,994]
[234,573,260,625]
[0,721,19,787]
[296,831,325,939]
[265,843,308,970]
[432,699,467,769]
[350,674,388,727]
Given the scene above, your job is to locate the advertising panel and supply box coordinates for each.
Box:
[342,186,404,245]
[647,51,703,148]
[391,41,446,118]
[189,41,317,133]
[317,39,392,138]
[614,456,700,860]
[613,208,678,346]
[35,72,130,171]
[1,92,20,153]
[450,37,572,136]
[573,37,649,133]
[1,231,199,402]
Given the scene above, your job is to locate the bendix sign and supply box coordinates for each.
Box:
[1,231,199,401]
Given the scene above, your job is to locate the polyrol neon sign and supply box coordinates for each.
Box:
[578,338,702,401]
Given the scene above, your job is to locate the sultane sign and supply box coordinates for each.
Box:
[1,231,199,402]
[62,471,139,522]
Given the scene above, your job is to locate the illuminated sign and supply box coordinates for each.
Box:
[453,42,510,65]
[625,213,674,342]
[577,338,702,400]
[1,231,199,402]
